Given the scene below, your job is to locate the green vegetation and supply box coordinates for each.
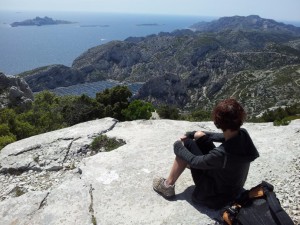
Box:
[250,103,300,126]
[272,66,298,86]
[17,65,51,78]
[0,86,154,150]
[15,186,26,197]
[191,33,217,48]
[156,105,180,120]
[87,70,106,81]
[61,94,102,126]
[0,135,16,150]
[183,109,211,122]
[96,85,132,121]
[91,215,97,225]
[156,105,212,122]
[0,123,17,149]
[122,100,155,121]
[90,134,125,152]
[157,102,300,126]
[33,155,39,163]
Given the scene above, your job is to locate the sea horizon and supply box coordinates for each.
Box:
[0,11,215,75]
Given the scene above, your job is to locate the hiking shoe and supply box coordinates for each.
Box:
[153,177,175,198]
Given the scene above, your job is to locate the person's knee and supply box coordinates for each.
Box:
[194,131,206,140]
[183,138,196,149]
[182,139,205,156]
[195,136,215,154]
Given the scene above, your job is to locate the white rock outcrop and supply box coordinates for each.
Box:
[0,118,299,225]
[0,73,34,109]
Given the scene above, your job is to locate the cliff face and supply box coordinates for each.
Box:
[18,65,85,92]
[0,73,34,109]
[17,15,300,115]
[0,118,299,224]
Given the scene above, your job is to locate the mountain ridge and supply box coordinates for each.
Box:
[190,15,300,35]
[15,15,300,116]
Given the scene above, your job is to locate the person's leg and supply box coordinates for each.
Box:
[153,143,193,198]
[153,155,187,198]
[165,139,201,186]
[165,156,188,186]
[153,138,213,198]
[190,136,215,186]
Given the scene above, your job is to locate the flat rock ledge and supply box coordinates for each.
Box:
[0,118,299,225]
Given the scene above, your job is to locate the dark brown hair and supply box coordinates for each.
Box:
[212,98,246,131]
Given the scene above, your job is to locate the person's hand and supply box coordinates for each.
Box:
[180,135,188,141]
[194,131,206,140]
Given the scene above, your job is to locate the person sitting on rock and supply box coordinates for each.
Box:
[153,98,259,209]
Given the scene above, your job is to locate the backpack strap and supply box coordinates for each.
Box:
[261,181,294,225]
[222,204,241,225]
[222,210,233,225]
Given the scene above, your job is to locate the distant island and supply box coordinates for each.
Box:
[10,16,75,27]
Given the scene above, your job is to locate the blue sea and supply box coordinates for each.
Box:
[0,11,214,75]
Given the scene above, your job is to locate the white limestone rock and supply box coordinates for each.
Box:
[0,73,34,109]
[0,191,48,225]
[0,117,118,173]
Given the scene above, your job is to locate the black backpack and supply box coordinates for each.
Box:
[221,181,294,225]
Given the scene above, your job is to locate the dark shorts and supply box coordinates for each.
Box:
[183,136,215,186]
[183,135,215,156]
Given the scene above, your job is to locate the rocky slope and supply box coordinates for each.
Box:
[17,64,85,92]
[0,73,34,109]
[16,15,300,115]
[0,118,299,225]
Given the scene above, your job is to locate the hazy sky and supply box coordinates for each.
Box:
[1,0,300,22]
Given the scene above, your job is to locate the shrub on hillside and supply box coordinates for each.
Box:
[62,94,103,126]
[96,85,132,106]
[90,134,125,153]
[0,123,11,136]
[157,105,180,120]
[122,100,155,121]
[250,103,300,125]
[96,85,132,121]
[29,91,66,133]
[0,135,16,150]
[184,109,211,121]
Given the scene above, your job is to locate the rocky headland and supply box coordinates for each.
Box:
[15,15,300,116]
[17,64,85,92]
[0,118,299,224]
[10,16,74,27]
